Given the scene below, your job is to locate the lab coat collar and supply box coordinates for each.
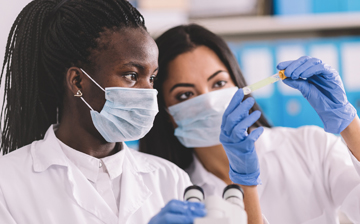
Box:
[31,125,158,224]
[31,125,158,174]
[32,125,69,172]
[254,127,285,199]
[58,137,102,183]
[102,145,125,180]
[186,154,208,187]
[186,154,226,196]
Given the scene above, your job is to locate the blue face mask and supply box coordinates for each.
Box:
[79,69,158,142]
[168,87,238,148]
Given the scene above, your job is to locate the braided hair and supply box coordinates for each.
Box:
[1,0,146,154]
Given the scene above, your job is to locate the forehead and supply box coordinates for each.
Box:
[166,46,227,82]
[91,27,158,70]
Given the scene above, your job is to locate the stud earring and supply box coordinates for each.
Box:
[74,90,83,97]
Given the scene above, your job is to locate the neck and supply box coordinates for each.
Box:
[55,114,118,159]
[194,144,232,185]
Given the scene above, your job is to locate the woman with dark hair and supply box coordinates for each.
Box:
[140,24,360,223]
[0,1,206,223]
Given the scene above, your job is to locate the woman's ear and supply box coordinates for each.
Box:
[65,67,83,96]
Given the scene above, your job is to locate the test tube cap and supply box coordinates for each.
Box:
[279,70,286,80]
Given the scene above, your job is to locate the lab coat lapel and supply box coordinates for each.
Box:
[118,146,153,223]
[66,163,118,224]
[255,127,280,199]
[32,125,118,224]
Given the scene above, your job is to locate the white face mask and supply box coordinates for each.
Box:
[80,68,158,142]
[168,87,238,148]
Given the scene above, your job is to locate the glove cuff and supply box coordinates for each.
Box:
[229,166,261,186]
[322,103,357,134]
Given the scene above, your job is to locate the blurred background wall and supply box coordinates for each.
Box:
[2,0,360,129]
[133,0,360,130]
[1,0,360,144]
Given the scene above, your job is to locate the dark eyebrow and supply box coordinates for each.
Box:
[207,70,227,81]
[170,83,195,93]
[122,62,145,70]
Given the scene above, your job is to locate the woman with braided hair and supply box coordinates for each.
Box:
[0,0,206,223]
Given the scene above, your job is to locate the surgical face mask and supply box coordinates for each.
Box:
[168,87,238,148]
[79,68,158,142]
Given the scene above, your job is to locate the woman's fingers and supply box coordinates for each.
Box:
[277,56,311,78]
[248,126,264,140]
[222,89,244,123]
[300,63,335,79]
[230,110,262,141]
[292,57,322,79]
[277,56,336,80]
[283,78,310,97]
[222,97,255,136]
[276,60,293,70]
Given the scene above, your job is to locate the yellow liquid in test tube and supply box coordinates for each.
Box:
[243,70,286,95]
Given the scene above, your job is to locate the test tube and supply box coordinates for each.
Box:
[243,70,286,95]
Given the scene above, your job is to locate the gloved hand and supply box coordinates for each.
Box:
[277,56,357,134]
[148,199,206,224]
[220,89,263,186]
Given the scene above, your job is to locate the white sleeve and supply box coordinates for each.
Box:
[348,148,360,176]
[0,188,16,224]
[323,133,360,222]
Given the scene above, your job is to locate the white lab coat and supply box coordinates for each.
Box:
[186,126,360,224]
[0,125,192,224]
[350,149,360,179]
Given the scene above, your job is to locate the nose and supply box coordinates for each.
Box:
[197,87,210,96]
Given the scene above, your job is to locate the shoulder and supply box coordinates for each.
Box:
[0,143,35,180]
[289,125,341,148]
[257,126,341,156]
[290,125,332,136]
[269,125,323,135]
[0,143,33,168]
[279,126,344,158]
[267,125,337,142]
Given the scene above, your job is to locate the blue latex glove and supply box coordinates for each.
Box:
[277,56,357,134]
[220,89,264,186]
[148,199,206,224]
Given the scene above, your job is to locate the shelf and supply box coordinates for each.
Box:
[189,12,360,38]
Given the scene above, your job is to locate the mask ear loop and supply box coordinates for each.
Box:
[77,68,106,111]
[80,68,105,92]
[80,97,94,111]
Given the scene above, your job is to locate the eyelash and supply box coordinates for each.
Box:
[150,75,157,84]
[123,73,157,84]
[176,92,194,101]
[123,73,138,82]
[213,80,227,88]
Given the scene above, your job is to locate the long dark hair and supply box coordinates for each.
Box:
[1,0,146,154]
[140,24,271,169]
